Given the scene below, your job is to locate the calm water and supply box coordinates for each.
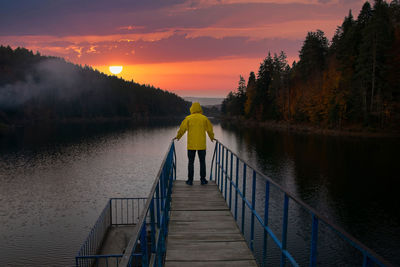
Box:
[0,121,399,266]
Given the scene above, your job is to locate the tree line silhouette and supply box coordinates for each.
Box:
[222,0,400,130]
[0,46,190,127]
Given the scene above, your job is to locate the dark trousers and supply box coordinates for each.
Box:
[188,150,206,181]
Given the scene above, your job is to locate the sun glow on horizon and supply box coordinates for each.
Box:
[95,57,265,97]
[109,65,123,74]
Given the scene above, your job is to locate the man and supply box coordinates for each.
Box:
[175,102,214,185]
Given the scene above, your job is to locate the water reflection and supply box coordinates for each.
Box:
[0,121,399,266]
[220,122,400,265]
[0,121,184,266]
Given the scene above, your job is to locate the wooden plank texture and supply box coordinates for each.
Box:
[165,180,257,267]
[165,260,257,267]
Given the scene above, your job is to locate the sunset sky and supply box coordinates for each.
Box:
[0,0,364,97]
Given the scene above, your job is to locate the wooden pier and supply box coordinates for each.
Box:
[165,180,257,267]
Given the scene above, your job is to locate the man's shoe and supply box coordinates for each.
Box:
[200,179,208,185]
[186,179,193,185]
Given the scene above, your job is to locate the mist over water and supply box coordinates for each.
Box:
[0,122,399,266]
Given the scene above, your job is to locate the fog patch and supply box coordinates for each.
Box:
[0,58,84,109]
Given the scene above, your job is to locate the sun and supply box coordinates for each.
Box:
[109,66,123,74]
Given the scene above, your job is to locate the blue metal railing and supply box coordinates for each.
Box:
[75,197,147,267]
[210,140,392,267]
[118,140,176,267]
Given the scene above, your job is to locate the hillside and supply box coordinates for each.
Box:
[0,46,190,128]
[183,97,223,106]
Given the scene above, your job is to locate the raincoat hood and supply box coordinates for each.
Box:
[190,102,203,114]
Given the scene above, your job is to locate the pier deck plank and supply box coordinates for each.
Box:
[165,180,257,267]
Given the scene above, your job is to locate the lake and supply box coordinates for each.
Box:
[0,121,399,266]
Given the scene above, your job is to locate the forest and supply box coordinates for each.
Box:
[0,45,190,129]
[222,0,400,130]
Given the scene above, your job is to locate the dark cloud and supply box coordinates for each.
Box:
[131,34,301,63]
[0,0,365,95]
[65,33,302,64]
[0,0,362,65]
[1,1,357,36]
[0,0,185,35]
[338,0,364,4]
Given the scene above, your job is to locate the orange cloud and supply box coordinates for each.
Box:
[0,31,175,45]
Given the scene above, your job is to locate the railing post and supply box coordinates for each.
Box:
[131,199,134,224]
[150,199,156,253]
[120,199,123,224]
[160,193,166,257]
[156,184,161,228]
[140,223,148,267]
[166,165,173,231]
[114,199,117,226]
[214,141,218,182]
[210,141,217,181]
[241,163,247,232]
[172,142,176,181]
[224,148,228,200]
[221,146,225,193]
[229,152,233,210]
[157,238,162,267]
[89,230,92,256]
[217,142,221,186]
[109,199,112,226]
[263,181,270,267]
[160,216,165,257]
[126,199,129,224]
[281,194,289,267]
[250,170,256,251]
[160,172,165,208]
[309,214,318,267]
[235,157,239,221]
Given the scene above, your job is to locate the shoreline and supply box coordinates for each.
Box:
[220,117,400,138]
[0,116,185,137]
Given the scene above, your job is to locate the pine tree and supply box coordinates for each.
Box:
[237,75,247,115]
[298,30,329,79]
[355,1,373,123]
[255,53,274,120]
[244,72,256,117]
[221,0,399,129]
[357,0,394,125]
[238,75,246,96]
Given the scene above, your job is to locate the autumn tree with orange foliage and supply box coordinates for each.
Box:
[222,0,400,131]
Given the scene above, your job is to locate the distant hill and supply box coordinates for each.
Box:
[0,46,190,128]
[184,97,223,107]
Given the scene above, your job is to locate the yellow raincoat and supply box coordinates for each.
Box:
[176,102,214,150]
